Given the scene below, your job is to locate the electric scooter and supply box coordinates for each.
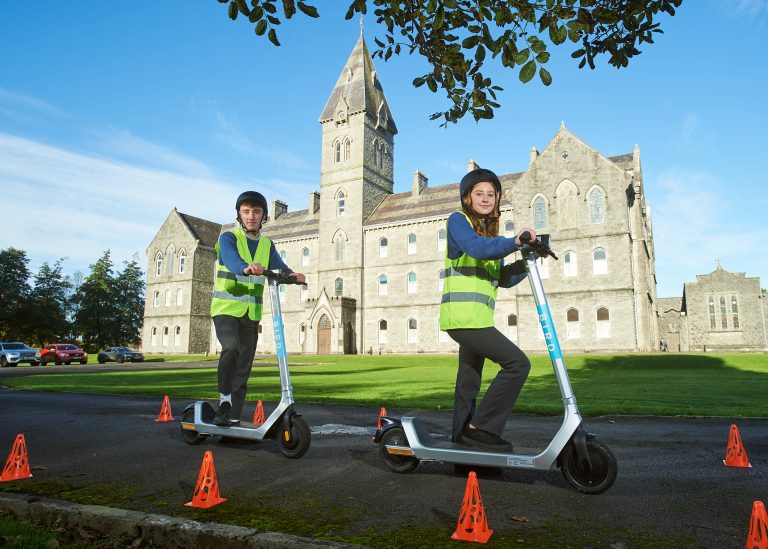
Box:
[375,234,618,494]
[180,269,311,459]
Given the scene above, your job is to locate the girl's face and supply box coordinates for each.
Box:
[469,181,497,217]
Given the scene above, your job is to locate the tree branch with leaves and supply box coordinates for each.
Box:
[219,0,682,125]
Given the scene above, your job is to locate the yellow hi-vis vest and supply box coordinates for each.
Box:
[439,212,501,330]
[210,228,272,321]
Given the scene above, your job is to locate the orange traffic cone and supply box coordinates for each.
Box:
[377,407,387,430]
[1,434,32,482]
[155,395,174,422]
[252,400,265,426]
[451,471,493,543]
[723,424,751,468]
[746,501,768,549]
[185,451,227,508]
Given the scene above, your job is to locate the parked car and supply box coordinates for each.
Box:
[0,342,40,367]
[39,343,88,365]
[97,347,144,364]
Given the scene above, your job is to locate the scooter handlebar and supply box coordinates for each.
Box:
[518,232,558,260]
[262,269,306,286]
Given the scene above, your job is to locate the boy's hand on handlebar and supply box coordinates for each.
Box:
[515,227,537,247]
[289,272,306,285]
[243,263,265,276]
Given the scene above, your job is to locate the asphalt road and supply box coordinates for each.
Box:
[1,362,766,548]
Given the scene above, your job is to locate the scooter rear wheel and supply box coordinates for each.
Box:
[278,415,311,459]
[180,409,205,445]
[560,438,617,494]
[378,426,419,473]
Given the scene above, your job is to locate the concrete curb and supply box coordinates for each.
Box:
[0,493,367,548]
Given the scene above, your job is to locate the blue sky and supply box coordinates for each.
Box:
[1,0,766,298]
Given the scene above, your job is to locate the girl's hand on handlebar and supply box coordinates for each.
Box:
[515,227,537,247]
[243,263,265,276]
[290,272,306,285]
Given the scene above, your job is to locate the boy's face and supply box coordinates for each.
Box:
[239,203,265,232]
[469,181,497,217]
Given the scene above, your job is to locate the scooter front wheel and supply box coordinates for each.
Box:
[560,438,617,494]
[180,409,205,445]
[278,415,311,459]
[378,426,419,473]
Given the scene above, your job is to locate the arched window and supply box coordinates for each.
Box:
[407,272,417,294]
[379,143,386,167]
[164,290,171,307]
[557,180,578,228]
[407,318,418,344]
[379,274,388,296]
[379,237,388,258]
[280,250,287,261]
[564,251,577,277]
[335,277,343,297]
[162,326,169,346]
[374,139,382,167]
[334,140,341,163]
[166,244,175,276]
[437,229,447,252]
[337,191,346,217]
[438,268,445,292]
[153,290,160,308]
[533,195,548,230]
[299,323,306,346]
[344,139,351,161]
[176,288,183,306]
[378,319,388,344]
[300,284,308,302]
[507,314,518,341]
[566,308,580,339]
[174,326,181,346]
[151,327,157,346]
[593,248,608,275]
[589,187,605,224]
[301,247,310,267]
[334,233,345,262]
[155,252,163,277]
[504,220,515,237]
[596,307,611,339]
[407,233,416,255]
[178,250,186,274]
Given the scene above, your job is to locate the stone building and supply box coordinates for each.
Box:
[658,264,768,352]
[143,34,662,355]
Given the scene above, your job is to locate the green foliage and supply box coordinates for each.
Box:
[218,0,682,124]
[27,259,73,346]
[0,247,32,341]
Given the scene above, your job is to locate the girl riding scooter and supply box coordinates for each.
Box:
[439,168,538,451]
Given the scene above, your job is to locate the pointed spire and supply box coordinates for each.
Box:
[319,34,398,134]
[360,15,364,36]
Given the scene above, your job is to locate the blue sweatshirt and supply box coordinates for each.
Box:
[446,212,528,288]
[218,231,291,275]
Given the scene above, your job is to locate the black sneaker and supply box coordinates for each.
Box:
[213,401,231,427]
[462,426,513,451]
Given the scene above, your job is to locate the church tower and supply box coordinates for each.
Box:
[314,30,397,351]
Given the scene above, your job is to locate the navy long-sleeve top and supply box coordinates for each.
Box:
[218,232,291,275]
[446,212,528,288]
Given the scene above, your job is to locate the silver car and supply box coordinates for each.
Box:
[0,342,40,367]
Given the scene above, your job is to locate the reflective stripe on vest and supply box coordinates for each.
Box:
[210,229,271,321]
[439,211,501,330]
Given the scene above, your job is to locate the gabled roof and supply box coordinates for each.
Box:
[177,212,222,248]
[365,171,524,226]
[607,153,634,172]
[262,209,320,241]
[319,35,397,134]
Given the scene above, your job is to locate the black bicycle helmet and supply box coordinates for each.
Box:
[459,168,502,198]
[235,191,268,217]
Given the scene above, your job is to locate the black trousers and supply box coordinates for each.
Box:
[213,313,260,420]
[447,327,531,442]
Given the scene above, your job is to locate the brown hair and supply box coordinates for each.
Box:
[461,186,500,237]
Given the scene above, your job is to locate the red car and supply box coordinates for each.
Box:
[39,344,88,365]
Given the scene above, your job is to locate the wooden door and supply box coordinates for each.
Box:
[317,314,331,355]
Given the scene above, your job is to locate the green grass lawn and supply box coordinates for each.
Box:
[4,353,767,417]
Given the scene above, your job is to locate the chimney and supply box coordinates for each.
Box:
[272,199,288,220]
[309,191,320,214]
[412,170,428,196]
[467,159,480,172]
[530,146,539,165]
